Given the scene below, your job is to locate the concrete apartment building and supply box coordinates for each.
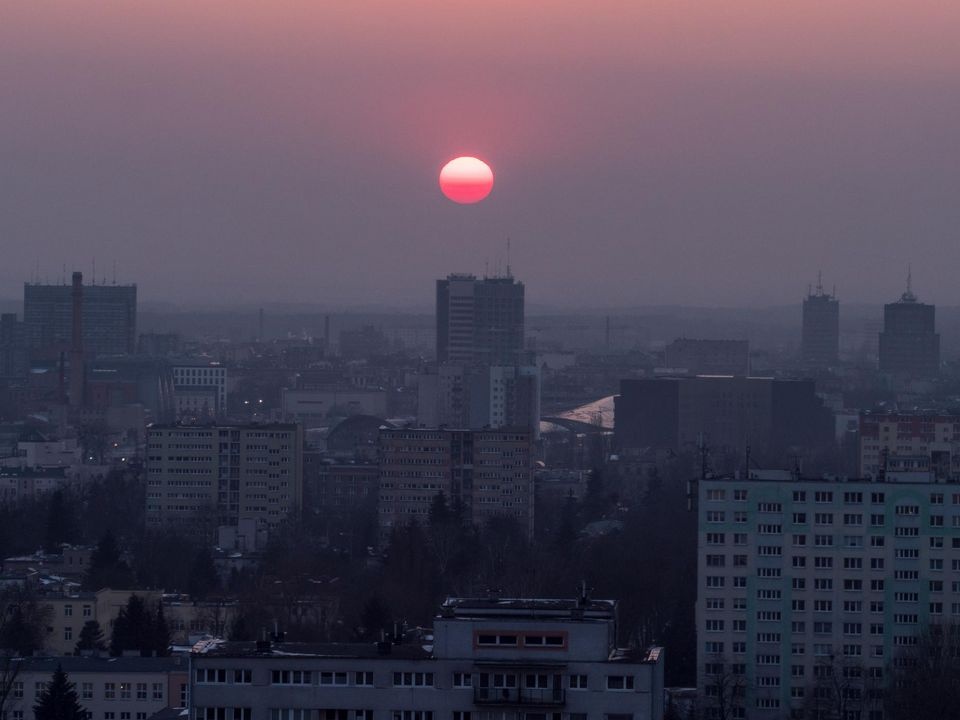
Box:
[378,428,535,540]
[23,274,137,358]
[5,656,187,720]
[146,423,303,539]
[859,412,960,480]
[801,278,840,365]
[436,274,525,366]
[191,596,665,720]
[697,473,957,720]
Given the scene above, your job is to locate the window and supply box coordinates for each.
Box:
[234,670,251,684]
[136,683,147,700]
[319,672,348,686]
[452,673,472,688]
[606,676,634,691]
[706,511,725,523]
[476,634,518,647]
[393,672,434,687]
[81,683,93,700]
[152,684,164,701]
[271,671,312,685]
[270,712,311,720]
[120,684,131,700]
[64,627,73,641]
[196,670,228,684]
[105,683,115,700]
[569,674,588,690]
[355,672,374,687]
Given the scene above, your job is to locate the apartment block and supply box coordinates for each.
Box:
[378,428,534,540]
[172,362,228,418]
[146,423,303,539]
[697,474,957,719]
[859,412,960,480]
[190,596,664,720]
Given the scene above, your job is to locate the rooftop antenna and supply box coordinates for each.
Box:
[112,260,117,285]
[506,237,512,279]
[92,258,96,287]
[903,264,916,302]
[816,270,823,296]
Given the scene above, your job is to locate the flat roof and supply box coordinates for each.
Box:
[192,641,430,661]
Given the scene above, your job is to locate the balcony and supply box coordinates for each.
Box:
[473,687,566,706]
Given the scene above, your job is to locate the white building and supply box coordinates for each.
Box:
[191,596,665,720]
[172,362,228,417]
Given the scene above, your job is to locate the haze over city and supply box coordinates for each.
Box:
[3,1,960,307]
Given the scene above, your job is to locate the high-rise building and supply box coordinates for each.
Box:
[697,473,948,720]
[145,423,303,538]
[801,275,840,365]
[878,274,939,377]
[0,313,27,378]
[436,274,525,365]
[23,275,136,358]
[172,361,228,418]
[378,427,534,540]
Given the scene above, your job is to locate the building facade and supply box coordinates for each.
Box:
[697,474,957,720]
[801,281,839,365]
[4,656,187,720]
[878,285,939,377]
[859,412,960,481]
[172,362,228,418]
[146,423,303,538]
[24,276,137,358]
[378,428,534,540]
[615,376,833,465]
[191,596,664,720]
[436,274,525,366]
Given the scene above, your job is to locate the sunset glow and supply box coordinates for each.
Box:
[439,156,494,204]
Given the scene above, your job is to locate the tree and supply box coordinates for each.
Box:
[0,587,51,656]
[886,624,960,720]
[73,621,106,655]
[43,490,77,554]
[110,595,168,657]
[83,531,134,591]
[0,656,21,720]
[186,548,219,600]
[700,658,746,720]
[33,665,86,720]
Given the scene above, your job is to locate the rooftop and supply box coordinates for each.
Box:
[192,640,431,661]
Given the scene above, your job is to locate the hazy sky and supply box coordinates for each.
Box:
[2,1,960,309]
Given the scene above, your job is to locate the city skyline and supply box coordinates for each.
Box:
[3,2,960,307]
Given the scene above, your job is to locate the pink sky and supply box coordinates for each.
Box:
[2,1,960,307]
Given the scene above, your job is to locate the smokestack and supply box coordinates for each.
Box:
[70,272,85,407]
[324,315,331,349]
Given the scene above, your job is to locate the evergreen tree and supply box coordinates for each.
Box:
[83,531,134,592]
[33,665,86,720]
[110,595,152,656]
[186,548,218,600]
[151,603,171,657]
[73,621,106,655]
[43,491,76,555]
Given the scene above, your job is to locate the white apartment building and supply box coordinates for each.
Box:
[191,596,664,720]
[146,423,303,538]
[697,473,957,720]
[172,362,228,417]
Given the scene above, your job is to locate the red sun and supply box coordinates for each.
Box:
[439,156,494,204]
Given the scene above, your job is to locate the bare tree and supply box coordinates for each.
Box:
[804,654,878,720]
[886,624,960,720]
[700,657,746,720]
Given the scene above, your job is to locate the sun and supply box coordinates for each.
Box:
[439,156,494,204]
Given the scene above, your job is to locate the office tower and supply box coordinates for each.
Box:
[378,427,534,540]
[191,596,665,720]
[697,473,950,720]
[436,274,525,365]
[614,376,833,463]
[878,274,939,377]
[801,275,840,365]
[664,338,750,376]
[145,423,303,538]
[24,274,137,358]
